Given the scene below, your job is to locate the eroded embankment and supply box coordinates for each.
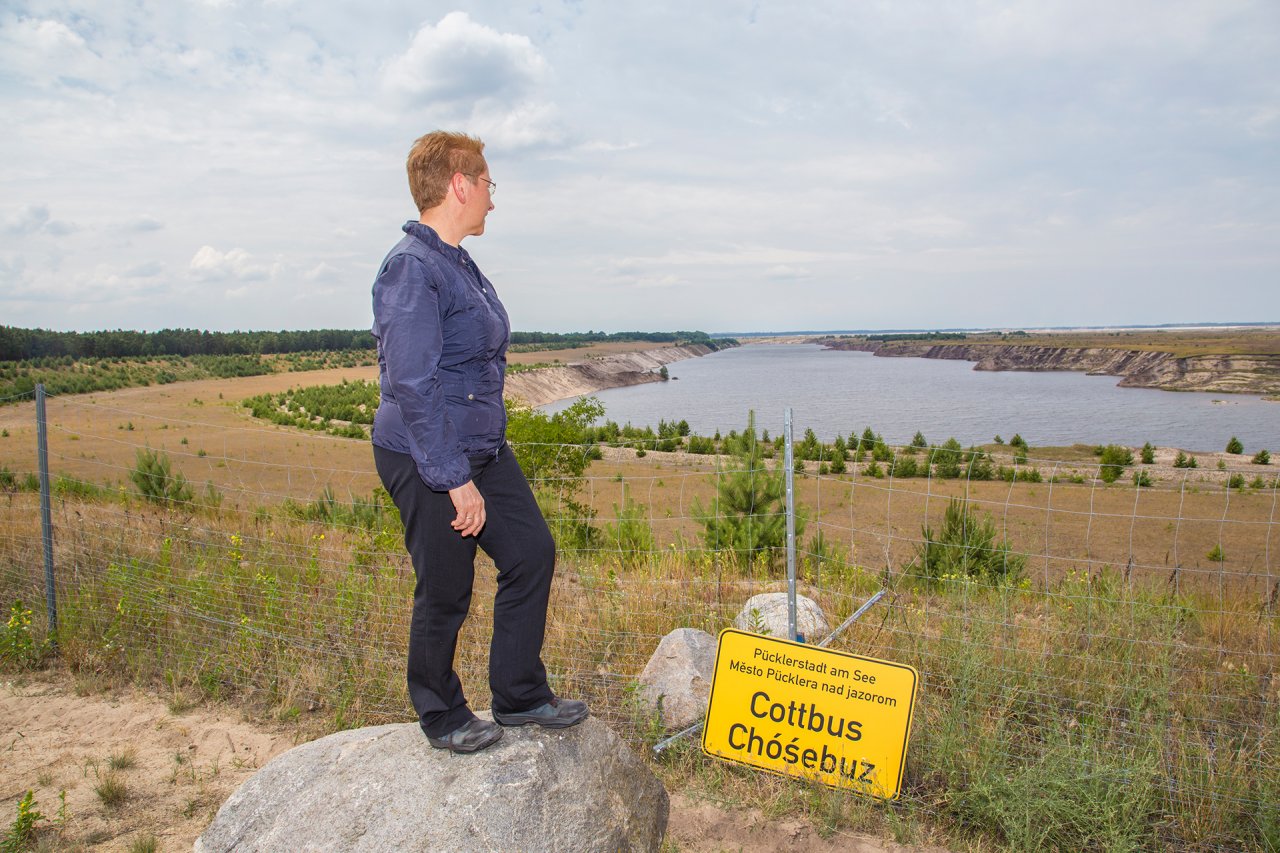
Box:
[823,340,1280,397]
[504,344,712,407]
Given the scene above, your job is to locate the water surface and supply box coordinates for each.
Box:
[544,344,1278,452]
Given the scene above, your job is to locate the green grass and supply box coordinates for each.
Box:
[107,748,137,771]
[2,485,1276,851]
[93,773,129,809]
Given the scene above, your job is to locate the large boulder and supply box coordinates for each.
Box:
[733,592,830,641]
[195,716,668,853]
[637,628,716,729]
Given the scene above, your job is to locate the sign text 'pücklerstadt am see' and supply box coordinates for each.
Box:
[701,629,918,800]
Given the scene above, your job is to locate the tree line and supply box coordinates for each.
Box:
[0,326,377,361]
[508,330,736,350]
[1,326,736,362]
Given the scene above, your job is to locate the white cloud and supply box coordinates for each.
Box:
[382,12,563,148]
[305,262,347,284]
[122,215,164,233]
[123,260,164,278]
[3,204,76,236]
[0,15,99,88]
[3,205,50,235]
[188,246,269,281]
[765,265,811,280]
[0,2,1275,333]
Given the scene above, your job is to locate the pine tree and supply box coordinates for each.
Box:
[696,412,803,568]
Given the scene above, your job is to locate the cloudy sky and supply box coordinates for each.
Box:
[2,1,1277,334]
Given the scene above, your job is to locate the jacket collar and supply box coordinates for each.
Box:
[403,221,472,263]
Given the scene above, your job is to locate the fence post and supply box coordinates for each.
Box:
[36,383,57,645]
[784,408,797,641]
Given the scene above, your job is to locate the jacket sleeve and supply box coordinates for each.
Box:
[372,254,472,491]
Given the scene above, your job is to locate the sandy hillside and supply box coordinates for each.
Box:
[2,670,947,853]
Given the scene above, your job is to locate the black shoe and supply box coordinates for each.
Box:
[427,718,503,754]
[493,696,589,729]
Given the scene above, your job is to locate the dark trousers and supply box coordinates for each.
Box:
[374,442,556,738]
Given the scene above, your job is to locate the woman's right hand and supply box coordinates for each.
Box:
[448,480,486,537]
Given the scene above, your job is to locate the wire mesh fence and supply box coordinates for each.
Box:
[1,384,1277,849]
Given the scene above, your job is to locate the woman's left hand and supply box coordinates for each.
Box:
[448,480,486,537]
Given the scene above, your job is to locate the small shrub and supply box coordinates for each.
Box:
[1133,469,1153,487]
[130,448,193,505]
[2,791,44,852]
[1253,449,1271,465]
[108,748,137,771]
[1226,436,1243,454]
[129,836,159,853]
[602,495,654,570]
[1140,441,1155,464]
[1207,544,1225,563]
[1226,473,1246,490]
[1098,445,1134,484]
[94,773,129,808]
[890,454,918,478]
[1,600,44,669]
[907,499,1025,586]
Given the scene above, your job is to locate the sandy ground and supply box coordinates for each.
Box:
[1,669,946,853]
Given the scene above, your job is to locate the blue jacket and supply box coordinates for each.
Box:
[371,222,511,491]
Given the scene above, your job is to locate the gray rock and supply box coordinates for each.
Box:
[733,592,830,641]
[637,628,717,729]
[195,716,668,853]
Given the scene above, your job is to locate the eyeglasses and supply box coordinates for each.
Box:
[468,175,496,196]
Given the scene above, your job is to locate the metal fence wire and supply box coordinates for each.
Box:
[1,385,1277,850]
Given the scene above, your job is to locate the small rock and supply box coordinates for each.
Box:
[733,592,830,641]
[637,628,717,729]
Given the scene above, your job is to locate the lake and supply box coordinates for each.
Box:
[543,343,1279,452]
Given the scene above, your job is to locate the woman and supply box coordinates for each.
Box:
[371,131,587,754]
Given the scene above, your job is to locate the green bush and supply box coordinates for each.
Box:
[1,601,46,669]
[1253,449,1271,465]
[890,454,918,478]
[129,448,193,505]
[695,412,802,568]
[1140,441,1155,464]
[1226,436,1244,454]
[1098,445,1134,484]
[2,790,44,852]
[602,494,654,570]
[507,396,604,549]
[932,438,965,479]
[906,499,1026,586]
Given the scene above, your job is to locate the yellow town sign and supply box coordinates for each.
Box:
[701,629,918,799]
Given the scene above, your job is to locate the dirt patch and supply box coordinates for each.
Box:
[1,669,942,852]
[665,793,950,853]
[1,671,298,851]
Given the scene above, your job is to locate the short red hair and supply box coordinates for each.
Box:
[407,131,487,213]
